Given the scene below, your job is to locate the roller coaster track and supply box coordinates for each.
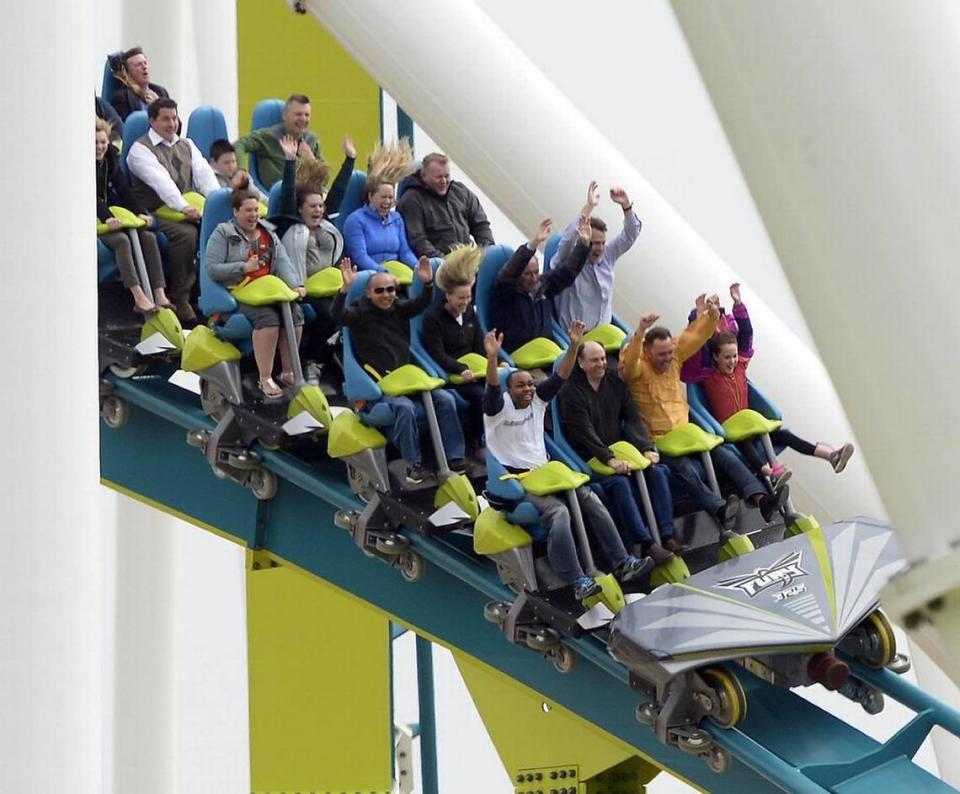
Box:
[100,371,958,793]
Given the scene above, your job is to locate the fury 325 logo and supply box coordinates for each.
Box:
[715,550,807,598]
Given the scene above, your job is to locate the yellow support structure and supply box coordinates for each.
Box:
[246,553,393,794]
[236,0,381,163]
[454,652,673,794]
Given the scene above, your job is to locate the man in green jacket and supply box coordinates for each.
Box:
[234,94,322,189]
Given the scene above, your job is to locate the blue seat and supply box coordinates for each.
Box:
[409,258,448,378]
[197,188,253,344]
[119,111,149,181]
[474,244,517,364]
[97,238,119,283]
[331,171,367,230]
[186,105,228,160]
[101,53,123,108]
[543,231,631,345]
[687,380,785,455]
[247,99,284,194]
[267,181,284,218]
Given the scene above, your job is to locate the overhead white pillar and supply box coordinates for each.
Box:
[671,0,960,682]
[302,0,883,522]
[0,1,101,790]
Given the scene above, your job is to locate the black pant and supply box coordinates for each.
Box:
[301,296,339,364]
[454,382,485,449]
[737,428,816,472]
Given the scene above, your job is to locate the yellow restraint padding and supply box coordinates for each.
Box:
[655,422,724,458]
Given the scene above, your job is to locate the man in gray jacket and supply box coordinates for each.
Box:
[397,153,495,257]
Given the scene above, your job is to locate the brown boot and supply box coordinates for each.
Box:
[175,302,197,324]
[647,543,675,564]
[664,537,689,556]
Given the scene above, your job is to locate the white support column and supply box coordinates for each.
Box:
[112,497,178,794]
[671,0,960,683]
[302,0,884,523]
[0,1,101,791]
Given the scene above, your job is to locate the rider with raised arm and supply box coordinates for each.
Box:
[484,322,653,601]
[619,295,788,529]
[490,216,592,354]
[332,257,467,484]
[554,180,643,330]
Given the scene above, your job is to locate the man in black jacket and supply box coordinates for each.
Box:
[558,340,688,562]
[332,258,466,483]
[111,47,170,120]
[490,217,591,354]
[396,153,495,257]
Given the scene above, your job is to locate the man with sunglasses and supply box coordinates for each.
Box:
[332,257,467,484]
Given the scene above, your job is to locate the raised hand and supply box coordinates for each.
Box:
[339,257,357,291]
[415,255,434,284]
[530,218,552,248]
[230,170,248,189]
[609,187,631,209]
[707,293,720,311]
[279,134,299,161]
[568,319,586,346]
[695,293,708,315]
[576,214,592,244]
[342,135,357,159]
[297,140,315,161]
[636,312,659,336]
[484,329,503,358]
[583,180,600,214]
[730,282,742,305]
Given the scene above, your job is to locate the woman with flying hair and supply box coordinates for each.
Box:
[421,244,487,455]
[342,140,418,272]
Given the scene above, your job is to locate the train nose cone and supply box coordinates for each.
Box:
[807,652,850,690]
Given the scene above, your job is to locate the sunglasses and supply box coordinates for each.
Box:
[372,285,397,295]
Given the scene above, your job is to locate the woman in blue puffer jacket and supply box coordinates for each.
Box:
[341,141,417,272]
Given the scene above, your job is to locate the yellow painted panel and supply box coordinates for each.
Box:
[236,0,381,163]
[453,651,680,791]
[247,560,392,793]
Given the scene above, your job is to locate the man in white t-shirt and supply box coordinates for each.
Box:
[482,321,653,601]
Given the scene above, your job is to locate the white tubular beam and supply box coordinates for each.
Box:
[112,497,177,794]
[302,0,883,522]
[670,0,960,670]
[0,1,101,790]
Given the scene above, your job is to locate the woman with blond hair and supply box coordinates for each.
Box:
[422,244,487,454]
[342,140,418,272]
[96,117,171,313]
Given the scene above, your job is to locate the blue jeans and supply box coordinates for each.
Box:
[663,445,764,513]
[594,467,674,546]
[380,390,465,464]
[523,486,628,584]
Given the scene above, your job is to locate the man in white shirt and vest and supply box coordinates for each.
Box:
[482,320,653,601]
[128,97,219,323]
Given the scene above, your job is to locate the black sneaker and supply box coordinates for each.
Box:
[714,494,740,531]
[405,463,430,484]
[616,554,655,582]
[573,576,601,601]
[759,483,790,522]
[448,457,468,474]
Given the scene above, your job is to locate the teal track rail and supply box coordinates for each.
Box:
[100,373,955,794]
